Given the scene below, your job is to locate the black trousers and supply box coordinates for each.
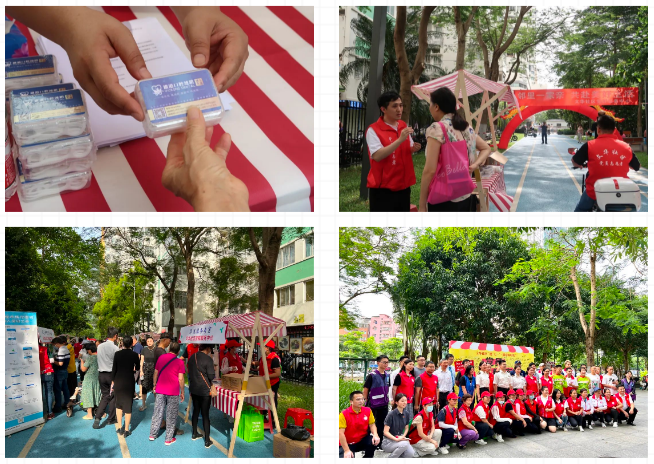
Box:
[271,381,280,427]
[428,195,476,212]
[568,415,581,427]
[475,421,494,439]
[581,414,594,427]
[542,132,547,143]
[370,406,388,448]
[95,371,116,422]
[510,417,526,436]
[79,362,85,383]
[369,187,411,212]
[339,434,376,458]
[437,392,449,411]
[439,427,456,446]
[523,417,541,434]
[67,371,78,401]
[590,412,606,424]
[603,409,619,423]
[191,394,211,441]
[493,421,515,438]
[617,408,637,424]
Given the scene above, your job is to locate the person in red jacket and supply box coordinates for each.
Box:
[537,386,557,433]
[392,360,417,412]
[365,91,422,212]
[258,340,281,416]
[572,114,641,211]
[339,391,380,458]
[414,361,438,412]
[221,340,245,375]
[39,337,55,420]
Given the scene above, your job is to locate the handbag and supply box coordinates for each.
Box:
[281,424,311,441]
[195,352,218,397]
[427,121,476,204]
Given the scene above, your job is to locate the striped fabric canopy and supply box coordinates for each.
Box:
[5,6,313,212]
[449,340,534,354]
[411,70,521,117]
[186,311,287,339]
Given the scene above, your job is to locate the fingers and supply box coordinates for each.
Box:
[184,16,213,68]
[74,69,126,116]
[212,33,248,91]
[108,23,152,82]
[184,106,210,159]
[213,133,232,162]
[87,51,144,120]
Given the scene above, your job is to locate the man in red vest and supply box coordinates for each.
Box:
[365,91,422,212]
[572,114,641,211]
[616,384,638,425]
[339,391,380,458]
[258,340,281,418]
[415,361,438,412]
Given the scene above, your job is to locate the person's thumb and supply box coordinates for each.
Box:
[184,19,212,68]
[109,24,152,81]
[213,133,232,162]
[185,107,209,154]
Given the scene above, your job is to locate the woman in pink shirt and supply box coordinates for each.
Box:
[148,342,186,445]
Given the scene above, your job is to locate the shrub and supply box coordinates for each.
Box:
[339,378,364,412]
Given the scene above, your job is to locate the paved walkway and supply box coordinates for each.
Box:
[380,389,648,458]
[495,133,648,212]
[5,385,274,458]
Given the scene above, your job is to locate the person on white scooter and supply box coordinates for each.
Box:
[572,115,641,212]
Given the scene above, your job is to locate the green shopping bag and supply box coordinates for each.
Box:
[243,409,264,442]
[237,404,256,439]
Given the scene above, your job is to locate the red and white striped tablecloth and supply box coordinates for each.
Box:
[213,385,269,417]
[5,6,313,212]
[481,169,513,212]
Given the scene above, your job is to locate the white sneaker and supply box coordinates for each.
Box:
[475,439,487,445]
[601,423,606,428]
[439,447,449,455]
[496,434,504,443]
[613,422,618,428]
[562,427,568,432]
[588,424,593,430]
[430,450,440,456]
[579,426,584,432]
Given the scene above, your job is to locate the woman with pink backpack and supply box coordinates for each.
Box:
[418,87,492,212]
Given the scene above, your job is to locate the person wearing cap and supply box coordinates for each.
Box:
[259,340,282,414]
[407,397,442,456]
[590,387,608,427]
[516,389,539,434]
[537,386,558,432]
[472,391,496,442]
[509,360,524,377]
[457,394,485,448]
[493,359,512,396]
[339,390,380,458]
[505,389,526,436]
[221,340,245,374]
[381,393,414,458]
[436,392,461,450]
[489,391,516,441]
[523,389,543,433]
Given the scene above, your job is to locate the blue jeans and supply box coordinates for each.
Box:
[556,415,569,428]
[574,190,595,212]
[41,373,54,414]
[53,369,70,411]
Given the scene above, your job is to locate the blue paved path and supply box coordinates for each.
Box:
[494,133,648,212]
[5,384,276,458]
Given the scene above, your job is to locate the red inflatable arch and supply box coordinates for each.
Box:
[498,105,599,149]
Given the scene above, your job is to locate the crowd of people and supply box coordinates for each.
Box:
[38,328,282,449]
[339,354,641,458]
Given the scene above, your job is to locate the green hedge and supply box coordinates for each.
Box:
[339,378,364,412]
[557,129,576,135]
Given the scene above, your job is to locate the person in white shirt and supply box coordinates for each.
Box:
[616,384,637,425]
[602,366,619,396]
[472,391,496,442]
[536,363,545,380]
[511,365,526,391]
[588,365,602,394]
[445,354,456,392]
[579,388,594,430]
[564,360,576,377]
[493,359,512,396]
[389,356,409,404]
[590,389,608,427]
[475,361,491,400]
[435,359,454,410]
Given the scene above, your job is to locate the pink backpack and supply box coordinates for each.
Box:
[427,122,476,205]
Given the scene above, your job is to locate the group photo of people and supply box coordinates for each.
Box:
[339,355,644,458]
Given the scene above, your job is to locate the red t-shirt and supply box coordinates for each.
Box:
[73,343,82,358]
[39,346,54,374]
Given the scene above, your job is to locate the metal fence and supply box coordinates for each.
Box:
[339,100,366,168]
[338,357,403,383]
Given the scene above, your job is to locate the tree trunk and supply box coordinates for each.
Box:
[454,7,478,71]
[185,251,194,326]
[250,228,283,316]
[437,334,443,361]
[637,79,644,137]
[167,265,178,335]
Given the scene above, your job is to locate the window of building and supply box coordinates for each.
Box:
[305,279,314,302]
[305,235,314,258]
[276,285,296,307]
[276,243,296,269]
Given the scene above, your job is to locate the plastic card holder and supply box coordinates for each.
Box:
[5,55,59,95]
[19,147,96,181]
[17,165,92,202]
[10,89,90,146]
[11,83,76,98]
[135,69,223,138]
[17,134,95,170]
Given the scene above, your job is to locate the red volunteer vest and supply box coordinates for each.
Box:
[605,395,618,409]
[524,399,537,419]
[408,409,433,444]
[419,372,438,402]
[473,401,493,425]
[259,352,280,386]
[458,404,474,430]
[526,375,538,393]
[554,401,565,416]
[514,399,526,416]
[397,371,416,403]
[366,117,415,191]
[567,397,582,413]
[585,134,632,199]
[619,394,632,408]
[541,377,553,394]
[341,407,372,445]
[226,351,244,374]
[443,406,457,426]
[537,396,554,418]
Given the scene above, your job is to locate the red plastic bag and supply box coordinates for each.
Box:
[427,121,476,204]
